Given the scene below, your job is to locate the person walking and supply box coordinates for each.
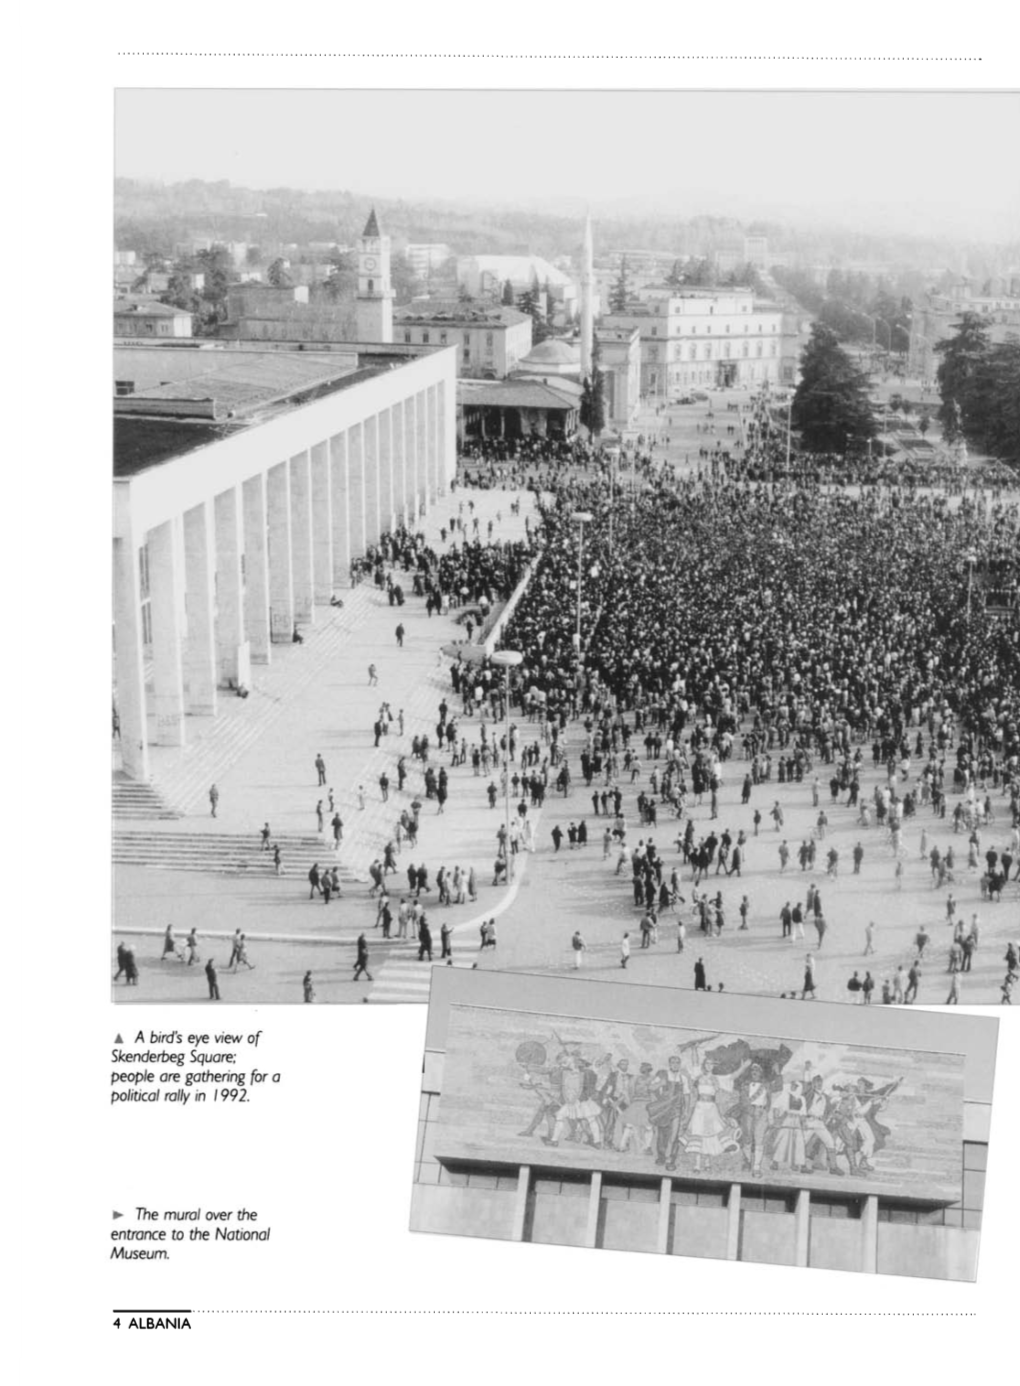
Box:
[395,622,405,648]
[694,957,707,991]
[205,957,221,1001]
[418,918,434,962]
[260,823,271,851]
[620,932,631,968]
[353,933,373,982]
[864,920,876,956]
[315,753,327,786]
[440,921,453,959]
[209,783,219,818]
[303,971,315,1003]
[571,930,587,969]
[368,663,379,686]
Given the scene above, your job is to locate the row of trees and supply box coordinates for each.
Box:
[937,314,1020,466]
[771,266,913,354]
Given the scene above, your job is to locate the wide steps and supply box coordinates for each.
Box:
[113,830,356,879]
[112,779,180,821]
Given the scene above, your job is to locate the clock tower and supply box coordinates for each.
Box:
[355,207,394,343]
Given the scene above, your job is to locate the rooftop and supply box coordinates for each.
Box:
[458,379,579,411]
[114,297,189,317]
[395,304,529,328]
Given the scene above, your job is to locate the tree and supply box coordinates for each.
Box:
[791,324,877,455]
[267,257,291,288]
[935,312,992,444]
[579,338,606,437]
[609,255,629,313]
[516,285,550,344]
[666,259,685,289]
[501,279,515,306]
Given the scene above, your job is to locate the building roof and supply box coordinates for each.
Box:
[458,380,579,411]
[363,208,381,238]
[520,339,579,365]
[114,298,189,318]
[461,254,573,288]
[395,304,529,328]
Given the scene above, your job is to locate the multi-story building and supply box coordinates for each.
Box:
[114,298,193,339]
[395,303,532,379]
[458,254,579,326]
[412,970,992,1282]
[405,244,452,277]
[603,288,783,396]
[113,341,456,784]
[596,327,642,430]
[908,285,1020,380]
[221,283,357,343]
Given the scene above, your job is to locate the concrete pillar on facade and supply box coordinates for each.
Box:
[861,1194,879,1274]
[794,1189,810,1268]
[584,1171,603,1249]
[405,394,420,523]
[511,1165,531,1243]
[416,390,428,516]
[656,1177,672,1254]
[112,529,150,781]
[330,431,351,585]
[213,485,249,688]
[242,472,271,664]
[147,518,186,746]
[427,384,439,501]
[347,424,366,561]
[436,378,447,497]
[309,440,333,604]
[289,450,315,626]
[182,501,218,716]
[377,410,394,534]
[726,1183,742,1261]
[390,401,406,527]
[266,460,294,644]
[363,414,380,544]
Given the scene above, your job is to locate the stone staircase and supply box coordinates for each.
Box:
[366,941,481,1004]
[112,775,180,820]
[112,829,356,882]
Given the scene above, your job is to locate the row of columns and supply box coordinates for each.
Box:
[506,1167,879,1271]
[116,385,446,781]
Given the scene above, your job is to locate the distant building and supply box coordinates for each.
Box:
[457,378,579,447]
[221,283,360,344]
[405,243,452,277]
[595,327,642,430]
[114,298,193,339]
[355,208,394,345]
[603,288,783,396]
[908,285,1020,379]
[395,303,532,379]
[743,235,769,267]
[458,254,579,325]
[114,249,138,268]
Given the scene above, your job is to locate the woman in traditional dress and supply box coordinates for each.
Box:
[680,1045,747,1174]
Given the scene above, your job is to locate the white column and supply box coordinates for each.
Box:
[183,501,218,716]
[330,431,351,585]
[113,531,149,781]
[289,449,315,625]
[363,414,380,544]
[436,378,449,497]
[311,440,333,603]
[861,1194,879,1274]
[405,394,419,525]
[511,1165,530,1242]
[147,518,186,746]
[427,384,439,502]
[214,486,249,687]
[584,1171,602,1249]
[242,473,271,664]
[726,1183,742,1260]
[391,401,406,526]
[795,1189,810,1268]
[378,409,394,532]
[347,424,366,561]
[416,389,428,516]
[266,460,293,644]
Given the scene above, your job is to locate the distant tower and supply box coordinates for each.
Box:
[355,208,393,343]
[580,212,594,378]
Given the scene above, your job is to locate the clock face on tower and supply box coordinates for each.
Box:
[364,257,376,270]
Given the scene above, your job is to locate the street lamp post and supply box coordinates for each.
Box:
[490,649,523,882]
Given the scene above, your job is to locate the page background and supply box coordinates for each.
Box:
[15,10,1018,1380]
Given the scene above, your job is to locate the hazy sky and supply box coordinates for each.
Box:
[115,89,1019,241]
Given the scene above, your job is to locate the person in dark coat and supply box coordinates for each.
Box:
[418,919,434,962]
[353,933,373,982]
[205,958,221,1000]
[694,958,707,991]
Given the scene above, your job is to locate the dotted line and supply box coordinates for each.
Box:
[115,53,983,61]
[190,1310,978,1316]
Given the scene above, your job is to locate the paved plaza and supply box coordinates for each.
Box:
[114,475,1017,1007]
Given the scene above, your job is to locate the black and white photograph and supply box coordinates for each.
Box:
[411,967,997,1279]
[111,90,1020,1006]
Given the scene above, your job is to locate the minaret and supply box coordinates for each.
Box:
[580,211,594,378]
[355,207,394,343]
